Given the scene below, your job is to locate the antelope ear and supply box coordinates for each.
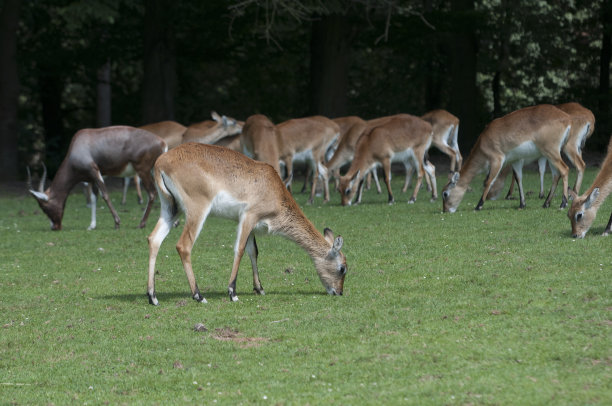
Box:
[451,172,460,185]
[323,227,334,245]
[211,111,221,122]
[585,188,599,209]
[30,190,49,202]
[332,236,344,253]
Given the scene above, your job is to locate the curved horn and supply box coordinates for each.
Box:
[39,163,47,192]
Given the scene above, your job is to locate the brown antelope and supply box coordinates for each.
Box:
[567,136,612,238]
[441,104,571,213]
[182,111,243,145]
[139,120,187,150]
[29,126,167,230]
[240,114,283,175]
[276,116,340,203]
[327,115,436,198]
[337,114,436,206]
[398,109,461,194]
[420,109,462,172]
[214,134,241,151]
[489,102,595,201]
[146,143,347,305]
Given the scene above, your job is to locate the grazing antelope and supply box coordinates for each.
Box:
[567,136,612,238]
[337,114,436,206]
[240,114,283,175]
[29,126,167,230]
[441,104,571,213]
[182,111,243,146]
[139,120,187,150]
[326,115,430,196]
[146,143,348,305]
[214,134,241,151]
[494,102,596,200]
[420,109,462,172]
[276,116,340,204]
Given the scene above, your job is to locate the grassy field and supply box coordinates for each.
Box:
[0,168,610,405]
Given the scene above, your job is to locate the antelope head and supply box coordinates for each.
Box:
[442,172,463,213]
[211,111,243,136]
[338,170,361,206]
[314,228,347,296]
[568,188,599,239]
[27,165,62,230]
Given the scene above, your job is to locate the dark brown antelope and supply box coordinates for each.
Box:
[29,126,167,230]
[146,143,347,305]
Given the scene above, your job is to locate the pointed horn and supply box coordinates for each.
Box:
[39,163,47,192]
[26,166,33,190]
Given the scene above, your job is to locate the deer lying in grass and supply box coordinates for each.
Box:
[146,143,348,305]
[29,126,167,230]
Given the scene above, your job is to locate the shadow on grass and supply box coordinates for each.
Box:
[98,289,328,303]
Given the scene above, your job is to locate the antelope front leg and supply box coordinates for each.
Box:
[381,158,395,204]
[228,216,256,302]
[476,160,503,210]
[87,185,98,230]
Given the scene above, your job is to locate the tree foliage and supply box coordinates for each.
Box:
[2,0,611,178]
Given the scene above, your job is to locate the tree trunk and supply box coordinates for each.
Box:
[309,14,350,118]
[599,0,612,145]
[449,0,479,151]
[97,59,112,127]
[142,0,176,124]
[0,0,21,181]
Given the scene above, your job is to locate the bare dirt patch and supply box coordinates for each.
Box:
[211,327,269,348]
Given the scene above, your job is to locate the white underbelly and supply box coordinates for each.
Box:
[391,148,416,164]
[505,141,541,163]
[210,191,247,220]
[293,149,314,163]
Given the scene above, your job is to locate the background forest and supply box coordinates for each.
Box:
[0,0,611,180]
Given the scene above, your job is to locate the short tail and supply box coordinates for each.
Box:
[155,169,180,222]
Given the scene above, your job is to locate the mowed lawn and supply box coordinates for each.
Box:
[0,167,610,405]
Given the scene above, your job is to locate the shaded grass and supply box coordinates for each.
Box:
[0,169,610,405]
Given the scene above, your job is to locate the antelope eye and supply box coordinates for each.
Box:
[575,212,583,222]
[442,191,449,200]
[345,188,351,195]
[339,264,347,275]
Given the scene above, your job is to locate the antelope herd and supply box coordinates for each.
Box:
[27,102,611,303]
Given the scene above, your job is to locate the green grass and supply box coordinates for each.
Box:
[1,169,610,405]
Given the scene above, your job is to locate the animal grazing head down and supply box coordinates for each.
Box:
[315,228,347,295]
[211,111,243,136]
[338,170,361,206]
[568,188,599,238]
[442,172,461,213]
